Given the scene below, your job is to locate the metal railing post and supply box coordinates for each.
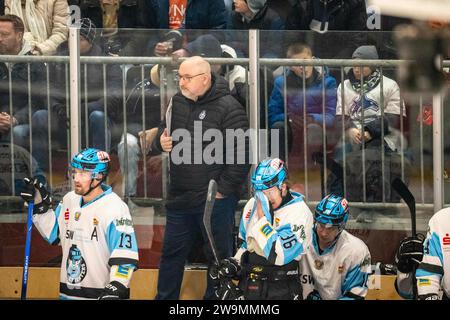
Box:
[69,27,81,168]
[433,93,444,212]
[249,29,260,167]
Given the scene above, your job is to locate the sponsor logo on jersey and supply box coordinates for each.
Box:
[418,278,431,286]
[300,274,315,285]
[275,217,280,226]
[314,259,324,270]
[115,218,133,227]
[64,208,69,221]
[443,233,450,246]
[245,209,252,219]
[260,223,274,238]
[199,110,206,120]
[293,224,306,241]
[66,245,87,284]
[75,211,81,221]
[115,265,131,279]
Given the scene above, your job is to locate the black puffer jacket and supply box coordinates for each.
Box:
[153,74,250,210]
[285,0,368,59]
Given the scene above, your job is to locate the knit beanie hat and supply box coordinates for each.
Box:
[77,18,97,44]
[185,34,222,58]
[352,45,379,60]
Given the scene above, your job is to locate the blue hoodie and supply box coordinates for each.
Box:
[268,67,337,127]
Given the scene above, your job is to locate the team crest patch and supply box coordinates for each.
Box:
[199,110,206,120]
[93,218,99,226]
[66,245,87,284]
[75,211,82,221]
[314,259,324,270]
[338,264,345,273]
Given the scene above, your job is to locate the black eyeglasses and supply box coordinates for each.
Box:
[175,72,205,82]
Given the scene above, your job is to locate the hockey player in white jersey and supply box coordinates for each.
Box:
[299,194,371,300]
[212,158,314,300]
[414,208,450,300]
[20,148,139,300]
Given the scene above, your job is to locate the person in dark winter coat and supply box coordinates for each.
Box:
[285,0,368,60]
[268,43,337,164]
[228,0,285,58]
[153,56,250,300]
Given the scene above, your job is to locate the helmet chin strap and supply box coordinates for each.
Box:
[82,174,106,197]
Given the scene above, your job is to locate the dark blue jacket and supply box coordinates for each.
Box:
[159,0,227,29]
[268,68,337,127]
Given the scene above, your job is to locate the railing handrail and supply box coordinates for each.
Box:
[0,54,448,68]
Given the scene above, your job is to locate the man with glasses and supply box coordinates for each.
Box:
[20,148,139,300]
[152,56,250,300]
[213,157,313,300]
[299,194,371,300]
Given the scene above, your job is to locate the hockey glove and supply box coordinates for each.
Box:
[208,262,220,281]
[395,234,425,273]
[218,257,241,279]
[98,281,130,300]
[215,279,244,300]
[20,177,52,215]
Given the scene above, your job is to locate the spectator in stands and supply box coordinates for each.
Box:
[327,45,408,221]
[152,0,227,57]
[228,0,285,58]
[31,18,122,173]
[268,43,337,162]
[5,0,69,56]
[285,0,367,60]
[0,14,45,148]
[69,0,159,56]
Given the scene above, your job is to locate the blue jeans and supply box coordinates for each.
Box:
[155,194,238,300]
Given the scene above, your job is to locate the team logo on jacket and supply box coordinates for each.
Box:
[66,245,87,284]
[75,211,81,221]
[314,259,324,270]
[199,110,206,120]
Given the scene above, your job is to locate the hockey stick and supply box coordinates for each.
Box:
[312,152,344,196]
[391,177,419,299]
[203,179,219,264]
[21,201,34,300]
[391,178,416,237]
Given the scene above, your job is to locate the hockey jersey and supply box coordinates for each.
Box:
[299,230,371,300]
[234,191,314,266]
[32,185,139,300]
[416,208,450,299]
[336,76,406,152]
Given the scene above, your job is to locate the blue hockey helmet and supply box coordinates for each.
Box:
[70,148,110,177]
[315,194,349,228]
[251,158,287,191]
